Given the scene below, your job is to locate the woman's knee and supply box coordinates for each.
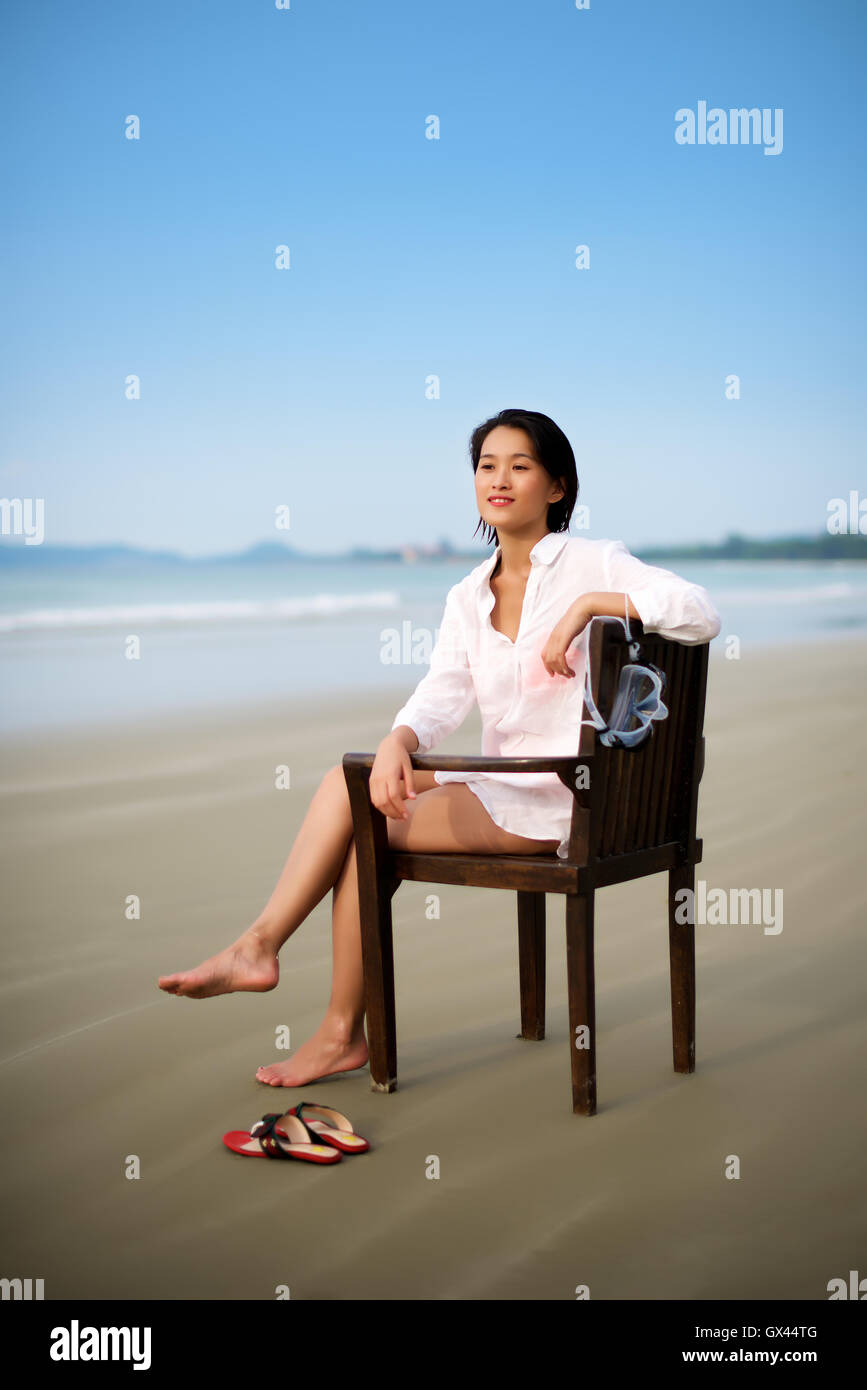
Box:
[323,762,348,796]
[319,763,354,827]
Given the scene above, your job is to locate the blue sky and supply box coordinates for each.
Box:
[1,0,864,557]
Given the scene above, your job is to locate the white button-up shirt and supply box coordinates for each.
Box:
[391,530,721,857]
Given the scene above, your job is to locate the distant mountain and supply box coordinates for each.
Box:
[0,542,190,568]
[221,541,306,563]
[0,531,863,566]
[0,540,311,567]
[0,537,478,567]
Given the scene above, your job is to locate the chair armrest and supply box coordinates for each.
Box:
[344,751,592,774]
[342,751,594,804]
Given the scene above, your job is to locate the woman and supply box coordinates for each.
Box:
[158,408,721,1089]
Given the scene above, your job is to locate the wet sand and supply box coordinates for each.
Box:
[1,639,865,1300]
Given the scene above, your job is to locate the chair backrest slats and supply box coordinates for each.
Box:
[600,736,625,859]
[638,636,678,849]
[632,646,664,848]
[615,744,638,856]
[660,639,691,846]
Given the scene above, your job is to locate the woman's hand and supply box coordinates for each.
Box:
[541,592,642,677]
[540,599,592,678]
[370,733,417,820]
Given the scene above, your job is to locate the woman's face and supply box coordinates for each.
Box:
[474,425,564,535]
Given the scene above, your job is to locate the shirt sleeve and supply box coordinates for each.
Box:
[390,582,477,754]
[602,539,722,644]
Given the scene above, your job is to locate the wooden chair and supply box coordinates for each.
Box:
[343,618,710,1114]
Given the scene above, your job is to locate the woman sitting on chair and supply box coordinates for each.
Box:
[158,407,721,1088]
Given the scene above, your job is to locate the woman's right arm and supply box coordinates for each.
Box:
[371,583,476,819]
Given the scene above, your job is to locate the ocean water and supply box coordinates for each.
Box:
[0,556,865,735]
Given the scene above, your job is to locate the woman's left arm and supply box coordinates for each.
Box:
[541,540,722,678]
[599,539,722,644]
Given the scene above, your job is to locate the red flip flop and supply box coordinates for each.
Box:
[287,1102,370,1154]
[222,1111,342,1164]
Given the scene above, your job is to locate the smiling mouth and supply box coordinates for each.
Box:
[488,497,515,505]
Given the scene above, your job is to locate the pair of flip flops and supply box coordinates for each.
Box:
[223,1102,370,1163]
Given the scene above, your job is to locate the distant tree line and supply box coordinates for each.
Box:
[637,532,866,562]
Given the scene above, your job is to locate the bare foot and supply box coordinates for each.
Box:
[256,1025,369,1087]
[158,928,279,999]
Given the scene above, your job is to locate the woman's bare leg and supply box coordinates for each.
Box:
[255,834,370,1086]
[157,762,412,999]
[255,779,561,1087]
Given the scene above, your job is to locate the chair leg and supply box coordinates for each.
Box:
[359,872,399,1094]
[668,862,696,1074]
[565,890,596,1115]
[516,891,546,1040]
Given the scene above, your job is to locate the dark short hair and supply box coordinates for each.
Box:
[469,408,579,546]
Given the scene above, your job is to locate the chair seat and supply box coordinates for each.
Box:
[387,839,690,893]
[387,849,581,892]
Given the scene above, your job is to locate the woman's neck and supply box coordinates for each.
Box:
[493,528,551,579]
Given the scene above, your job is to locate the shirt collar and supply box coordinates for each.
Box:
[471,529,570,587]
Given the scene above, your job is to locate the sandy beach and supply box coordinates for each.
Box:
[1,637,865,1301]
